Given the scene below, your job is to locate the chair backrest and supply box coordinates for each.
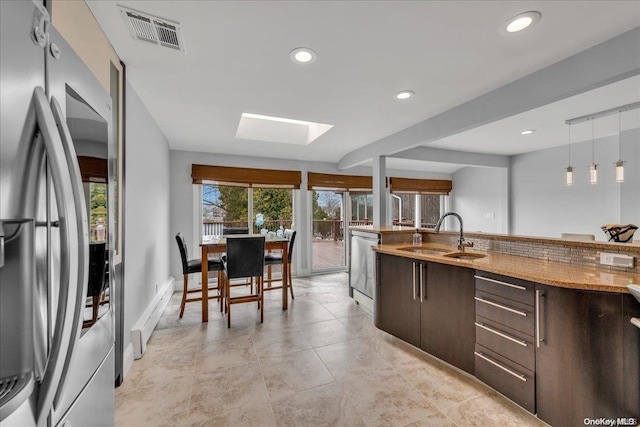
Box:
[225,236,265,279]
[223,227,249,235]
[87,243,107,297]
[284,229,296,263]
[175,233,190,274]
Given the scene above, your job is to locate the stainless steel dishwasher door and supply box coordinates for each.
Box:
[349,232,378,299]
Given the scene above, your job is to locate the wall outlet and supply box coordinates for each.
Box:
[600,252,634,268]
[483,212,495,220]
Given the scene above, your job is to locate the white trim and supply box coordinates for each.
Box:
[130,276,175,359]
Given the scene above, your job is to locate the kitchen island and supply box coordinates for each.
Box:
[372,240,640,426]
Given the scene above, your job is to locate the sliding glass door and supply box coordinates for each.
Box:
[311,190,346,272]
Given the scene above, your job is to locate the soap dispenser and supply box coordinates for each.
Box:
[412,229,422,246]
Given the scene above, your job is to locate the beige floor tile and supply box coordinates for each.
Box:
[260,349,335,400]
[443,391,545,427]
[290,302,337,325]
[315,338,390,381]
[195,334,258,371]
[251,329,312,359]
[115,377,191,427]
[405,411,458,427]
[271,382,365,427]
[322,299,367,318]
[337,313,379,338]
[298,318,352,348]
[186,401,276,427]
[395,355,491,412]
[341,367,440,427]
[189,363,270,415]
[367,331,432,365]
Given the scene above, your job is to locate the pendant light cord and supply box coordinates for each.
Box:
[618,111,622,160]
[568,123,571,164]
[591,118,595,163]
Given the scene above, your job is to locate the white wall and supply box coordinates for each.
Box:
[124,81,171,355]
[169,150,450,280]
[510,130,639,240]
[450,166,508,234]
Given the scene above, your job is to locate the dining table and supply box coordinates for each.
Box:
[199,234,290,322]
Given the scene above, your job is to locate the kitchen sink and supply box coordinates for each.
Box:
[399,247,450,256]
[442,252,486,260]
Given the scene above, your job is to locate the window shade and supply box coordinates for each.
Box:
[389,177,452,195]
[307,172,372,191]
[78,156,108,182]
[191,164,301,189]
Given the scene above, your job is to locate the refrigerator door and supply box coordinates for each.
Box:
[46,27,115,426]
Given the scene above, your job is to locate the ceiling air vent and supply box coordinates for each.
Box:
[118,5,185,52]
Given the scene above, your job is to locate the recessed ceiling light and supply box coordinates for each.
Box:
[501,11,541,34]
[521,129,535,135]
[395,90,414,100]
[290,47,317,64]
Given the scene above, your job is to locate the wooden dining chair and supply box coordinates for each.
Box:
[264,229,296,299]
[222,236,265,328]
[176,233,224,317]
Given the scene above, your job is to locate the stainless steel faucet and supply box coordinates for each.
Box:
[434,212,474,252]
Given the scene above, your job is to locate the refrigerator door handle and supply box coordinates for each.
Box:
[22,88,83,427]
[49,96,89,408]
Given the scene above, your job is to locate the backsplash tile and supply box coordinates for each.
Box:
[422,233,639,274]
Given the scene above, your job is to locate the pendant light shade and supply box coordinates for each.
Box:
[565,123,573,186]
[615,111,625,183]
[589,119,598,185]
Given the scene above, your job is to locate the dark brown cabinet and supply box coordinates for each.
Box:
[375,254,475,373]
[375,254,421,347]
[421,262,475,374]
[535,284,640,426]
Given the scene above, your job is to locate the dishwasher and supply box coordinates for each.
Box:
[349,230,379,315]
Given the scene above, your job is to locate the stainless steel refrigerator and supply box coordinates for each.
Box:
[1,1,115,425]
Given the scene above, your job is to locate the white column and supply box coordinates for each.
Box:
[415,194,421,229]
[372,155,388,226]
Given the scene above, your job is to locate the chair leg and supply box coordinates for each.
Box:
[259,276,264,323]
[267,265,272,288]
[226,275,231,328]
[288,263,294,300]
[218,271,223,312]
[179,274,188,318]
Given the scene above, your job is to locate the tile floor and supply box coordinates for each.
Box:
[116,273,547,427]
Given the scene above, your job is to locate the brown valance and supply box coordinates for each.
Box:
[389,177,452,195]
[307,172,372,191]
[191,164,301,189]
[77,156,108,182]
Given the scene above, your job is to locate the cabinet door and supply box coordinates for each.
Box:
[421,262,476,374]
[622,293,640,418]
[377,254,421,347]
[536,284,625,426]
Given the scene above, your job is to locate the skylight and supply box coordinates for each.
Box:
[235,113,334,145]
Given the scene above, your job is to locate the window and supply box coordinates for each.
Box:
[391,194,443,228]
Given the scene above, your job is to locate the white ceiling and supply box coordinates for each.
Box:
[86,1,640,167]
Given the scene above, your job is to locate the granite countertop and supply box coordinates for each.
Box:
[374,243,639,294]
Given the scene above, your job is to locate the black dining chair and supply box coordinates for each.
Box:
[176,233,223,318]
[86,243,107,326]
[222,227,249,235]
[222,236,265,328]
[264,229,296,299]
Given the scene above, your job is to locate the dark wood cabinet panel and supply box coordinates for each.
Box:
[376,254,421,347]
[622,293,640,418]
[421,262,475,374]
[535,284,626,426]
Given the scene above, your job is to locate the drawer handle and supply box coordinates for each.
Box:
[474,275,527,291]
[475,322,527,347]
[474,351,527,382]
[474,297,527,317]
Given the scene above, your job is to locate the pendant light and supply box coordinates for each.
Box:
[615,111,625,182]
[566,123,574,186]
[589,118,598,185]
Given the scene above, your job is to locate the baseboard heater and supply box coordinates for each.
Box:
[131,276,175,359]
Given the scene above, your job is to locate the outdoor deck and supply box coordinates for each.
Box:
[312,239,345,271]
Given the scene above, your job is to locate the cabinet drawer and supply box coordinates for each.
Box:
[475,290,534,336]
[475,344,535,413]
[475,316,535,370]
[475,272,535,306]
